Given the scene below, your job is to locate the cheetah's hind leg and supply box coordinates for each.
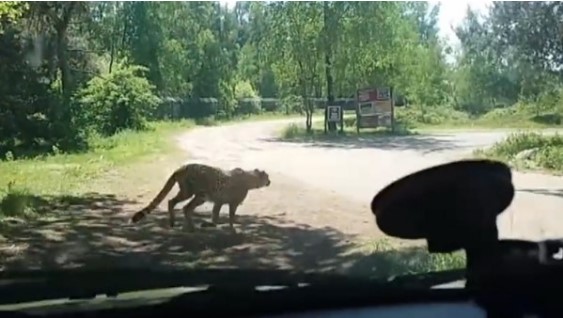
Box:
[167,186,193,228]
[181,195,205,232]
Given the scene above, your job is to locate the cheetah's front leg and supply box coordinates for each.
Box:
[211,202,223,224]
[228,203,240,233]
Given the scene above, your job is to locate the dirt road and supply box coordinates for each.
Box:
[177,119,563,242]
[2,119,563,276]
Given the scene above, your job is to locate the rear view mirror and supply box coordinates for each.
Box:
[370,159,514,253]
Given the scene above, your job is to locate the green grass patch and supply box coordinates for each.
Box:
[396,104,563,130]
[278,104,563,141]
[474,132,563,173]
[350,239,466,278]
[279,118,414,142]
[0,119,197,219]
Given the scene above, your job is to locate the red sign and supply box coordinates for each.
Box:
[357,88,378,103]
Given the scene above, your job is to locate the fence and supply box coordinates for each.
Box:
[154,97,359,120]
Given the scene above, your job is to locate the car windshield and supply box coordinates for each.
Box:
[0,0,561,291]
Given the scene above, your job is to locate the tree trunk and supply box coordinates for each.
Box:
[324,2,336,132]
[297,60,313,132]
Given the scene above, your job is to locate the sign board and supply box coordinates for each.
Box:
[327,105,341,123]
[356,86,394,130]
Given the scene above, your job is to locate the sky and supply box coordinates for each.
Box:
[428,0,492,45]
[219,0,493,46]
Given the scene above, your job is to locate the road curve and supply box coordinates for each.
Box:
[176,119,563,242]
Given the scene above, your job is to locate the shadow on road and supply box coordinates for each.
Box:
[263,134,462,154]
[518,188,563,199]
[0,192,461,279]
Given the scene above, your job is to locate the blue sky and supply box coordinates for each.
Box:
[219,0,492,46]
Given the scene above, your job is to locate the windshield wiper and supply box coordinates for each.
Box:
[0,268,466,305]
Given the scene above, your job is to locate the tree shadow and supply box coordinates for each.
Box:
[0,192,463,280]
[0,192,137,222]
[263,133,461,153]
[518,188,563,199]
[530,113,561,126]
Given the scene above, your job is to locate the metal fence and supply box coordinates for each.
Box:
[154,97,358,120]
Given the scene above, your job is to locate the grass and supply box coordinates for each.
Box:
[474,132,563,174]
[279,104,563,142]
[351,238,466,279]
[0,120,197,219]
[396,104,563,131]
[279,114,415,142]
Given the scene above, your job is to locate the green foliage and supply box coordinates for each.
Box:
[0,120,196,217]
[452,2,563,115]
[75,62,161,136]
[194,116,218,126]
[0,1,27,33]
[281,123,302,139]
[1,1,563,159]
[281,95,305,115]
[0,181,35,218]
[397,106,470,126]
[476,132,563,172]
[234,80,261,115]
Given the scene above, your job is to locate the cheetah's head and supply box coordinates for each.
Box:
[250,168,271,189]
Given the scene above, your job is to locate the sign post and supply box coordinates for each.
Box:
[325,105,343,133]
[356,86,394,133]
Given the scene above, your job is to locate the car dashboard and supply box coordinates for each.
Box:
[270,301,486,318]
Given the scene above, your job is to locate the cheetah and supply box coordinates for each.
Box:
[129,163,271,231]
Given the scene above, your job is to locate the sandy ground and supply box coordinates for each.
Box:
[2,119,563,276]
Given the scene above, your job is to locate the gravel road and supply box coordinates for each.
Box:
[176,119,563,242]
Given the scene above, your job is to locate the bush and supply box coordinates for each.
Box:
[0,27,89,158]
[0,181,36,218]
[235,81,261,115]
[195,116,217,126]
[480,107,521,121]
[281,95,304,114]
[484,132,563,158]
[476,132,563,172]
[396,105,470,126]
[75,62,161,136]
[261,98,281,112]
[237,98,261,115]
[280,123,302,139]
[184,97,219,119]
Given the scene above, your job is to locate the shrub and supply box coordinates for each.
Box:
[235,81,261,115]
[75,62,161,136]
[396,105,470,126]
[281,95,304,114]
[476,132,563,172]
